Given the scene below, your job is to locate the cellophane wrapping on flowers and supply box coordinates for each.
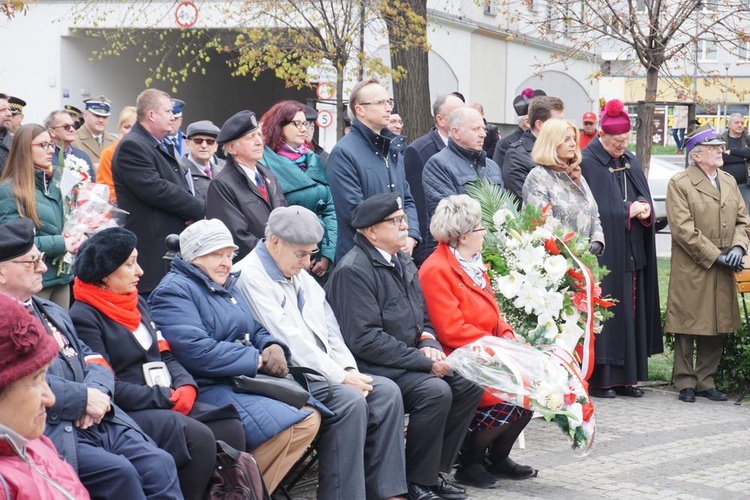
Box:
[447,336,595,455]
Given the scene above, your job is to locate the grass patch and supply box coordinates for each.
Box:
[652,145,681,155]
[648,257,673,382]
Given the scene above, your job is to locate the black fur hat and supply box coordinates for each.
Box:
[74,227,137,284]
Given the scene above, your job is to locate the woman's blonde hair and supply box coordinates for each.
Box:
[531,118,582,168]
[117,106,137,130]
[0,124,47,227]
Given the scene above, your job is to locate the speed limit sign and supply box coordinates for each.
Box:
[316,110,334,129]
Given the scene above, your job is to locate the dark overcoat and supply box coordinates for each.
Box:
[204,155,286,261]
[112,122,204,293]
[325,233,442,392]
[580,137,663,364]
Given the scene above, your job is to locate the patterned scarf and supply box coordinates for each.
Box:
[451,247,487,288]
[277,142,309,172]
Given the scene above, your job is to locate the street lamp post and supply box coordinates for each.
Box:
[724,62,731,131]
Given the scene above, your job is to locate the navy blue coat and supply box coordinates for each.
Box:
[502,130,537,202]
[33,298,153,470]
[148,256,314,450]
[327,119,419,262]
[404,128,445,266]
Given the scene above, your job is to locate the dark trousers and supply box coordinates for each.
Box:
[393,372,483,486]
[673,334,724,391]
[309,375,407,500]
[76,422,182,499]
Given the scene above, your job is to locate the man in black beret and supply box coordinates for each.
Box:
[491,88,545,172]
[205,110,286,260]
[326,193,483,500]
[0,219,182,499]
[302,104,330,165]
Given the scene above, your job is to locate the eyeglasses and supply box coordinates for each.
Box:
[32,142,55,151]
[283,241,319,259]
[381,215,407,226]
[191,138,216,146]
[470,226,487,233]
[12,252,45,270]
[50,123,75,132]
[359,98,394,108]
[286,120,307,130]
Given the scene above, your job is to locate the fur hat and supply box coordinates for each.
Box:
[74,228,137,284]
[0,293,59,388]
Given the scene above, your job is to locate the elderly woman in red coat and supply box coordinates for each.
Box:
[419,194,536,489]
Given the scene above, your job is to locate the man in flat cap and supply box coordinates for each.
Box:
[179,119,225,202]
[163,98,187,158]
[665,124,750,403]
[205,109,286,260]
[112,88,204,295]
[403,93,465,266]
[72,95,117,167]
[0,93,12,171]
[327,77,421,263]
[327,192,483,500]
[8,96,25,135]
[234,206,408,499]
[0,219,182,498]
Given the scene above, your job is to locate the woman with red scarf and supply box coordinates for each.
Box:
[419,195,536,489]
[69,227,245,500]
[260,101,337,279]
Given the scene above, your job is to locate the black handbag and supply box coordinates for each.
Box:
[231,366,332,409]
[204,440,270,500]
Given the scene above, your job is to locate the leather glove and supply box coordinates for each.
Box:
[169,385,197,415]
[588,241,604,256]
[725,246,745,270]
[259,344,288,377]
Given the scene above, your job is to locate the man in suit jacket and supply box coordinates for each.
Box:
[403,93,465,266]
[0,219,181,499]
[179,120,225,203]
[72,96,117,168]
[113,89,205,294]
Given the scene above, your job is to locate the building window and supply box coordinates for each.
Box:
[696,39,718,62]
[483,0,498,16]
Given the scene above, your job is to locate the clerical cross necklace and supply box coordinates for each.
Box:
[608,158,631,202]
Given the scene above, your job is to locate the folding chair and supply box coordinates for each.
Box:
[734,268,750,405]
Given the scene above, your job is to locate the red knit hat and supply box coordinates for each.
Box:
[0,293,59,388]
[599,99,631,135]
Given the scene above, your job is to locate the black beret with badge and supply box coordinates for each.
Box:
[217,110,259,145]
[351,192,403,229]
[0,219,36,262]
[74,227,137,284]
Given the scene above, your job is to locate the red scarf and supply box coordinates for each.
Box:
[73,278,141,331]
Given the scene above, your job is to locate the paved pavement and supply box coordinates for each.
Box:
[285,385,750,499]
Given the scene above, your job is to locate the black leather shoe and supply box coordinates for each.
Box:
[678,388,696,403]
[485,456,538,480]
[406,483,442,500]
[615,385,644,398]
[454,463,498,489]
[589,388,616,398]
[697,388,728,401]
[432,476,467,499]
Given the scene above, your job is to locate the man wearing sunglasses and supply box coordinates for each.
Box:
[179,120,225,202]
[44,110,95,181]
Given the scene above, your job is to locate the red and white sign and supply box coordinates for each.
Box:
[175,1,199,29]
[316,82,335,101]
[316,110,334,129]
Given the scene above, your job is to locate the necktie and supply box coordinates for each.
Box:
[203,166,213,179]
[95,136,102,148]
[391,255,403,277]
[255,171,269,202]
